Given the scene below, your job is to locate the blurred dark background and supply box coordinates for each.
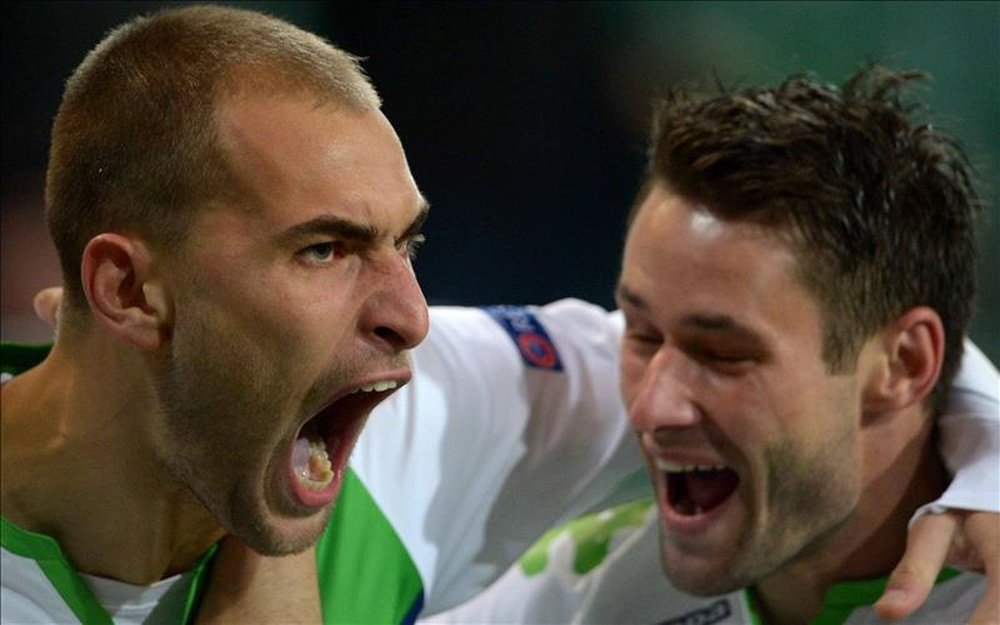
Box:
[3,1,998,363]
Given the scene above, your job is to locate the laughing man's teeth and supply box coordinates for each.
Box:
[358,380,399,393]
[654,459,727,473]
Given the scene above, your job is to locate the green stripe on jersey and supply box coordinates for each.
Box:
[316,469,424,624]
[520,498,654,576]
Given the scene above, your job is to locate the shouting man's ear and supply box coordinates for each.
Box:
[81,233,172,351]
[862,306,945,414]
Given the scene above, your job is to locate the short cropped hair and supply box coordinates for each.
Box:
[46,4,380,311]
[633,65,980,410]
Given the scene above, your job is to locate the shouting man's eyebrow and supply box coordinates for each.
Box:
[282,216,378,246]
[396,203,429,246]
[280,201,430,247]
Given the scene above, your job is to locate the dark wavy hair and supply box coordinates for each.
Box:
[632,65,980,410]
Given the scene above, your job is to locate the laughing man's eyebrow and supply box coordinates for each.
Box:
[616,283,765,342]
[615,284,646,310]
[678,314,760,339]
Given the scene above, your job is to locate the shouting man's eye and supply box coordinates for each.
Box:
[298,241,345,266]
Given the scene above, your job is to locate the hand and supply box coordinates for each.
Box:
[874,510,999,624]
[195,536,322,624]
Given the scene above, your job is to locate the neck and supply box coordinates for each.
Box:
[752,408,947,625]
[1,333,223,584]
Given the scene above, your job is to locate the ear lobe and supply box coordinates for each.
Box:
[81,233,171,351]
[862,306,945,414]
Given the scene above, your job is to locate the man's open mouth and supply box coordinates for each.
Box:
[290,379,401,498]
[656,459,740,517]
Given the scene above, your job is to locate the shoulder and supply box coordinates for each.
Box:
[424,299,620,365]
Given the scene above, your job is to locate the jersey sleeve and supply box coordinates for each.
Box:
[913,338,1000,521]
[348,299,647,613]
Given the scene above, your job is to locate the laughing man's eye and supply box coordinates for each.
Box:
[623,330,662,359]
[626,332,661,347]
[693,348,755,374]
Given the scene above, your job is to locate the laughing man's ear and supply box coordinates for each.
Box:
[862,306,945,414]
[81,233,172,351]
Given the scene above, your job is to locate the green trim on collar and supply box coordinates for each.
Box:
[740,589,766,625]
[179,544,219,625]
[2,517,114,625]
[744,568,962,625]
[2,516,218,625]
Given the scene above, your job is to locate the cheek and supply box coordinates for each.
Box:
[691,376,785,465]
[168,292,293,413]
[749,381,862,502]
[189,277,317,351]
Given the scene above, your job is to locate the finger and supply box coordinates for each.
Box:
[32,287,63,327]
[874,512,959,621]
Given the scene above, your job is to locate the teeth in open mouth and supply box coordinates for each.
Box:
[357,380,399,393]
[656,457,739,517]
[293,437,334,491]
[654,459,728,473]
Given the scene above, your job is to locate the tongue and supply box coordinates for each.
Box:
[684,469,739,512]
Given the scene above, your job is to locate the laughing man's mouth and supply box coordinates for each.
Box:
[656,459,739,516]
[292,379,402,491]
